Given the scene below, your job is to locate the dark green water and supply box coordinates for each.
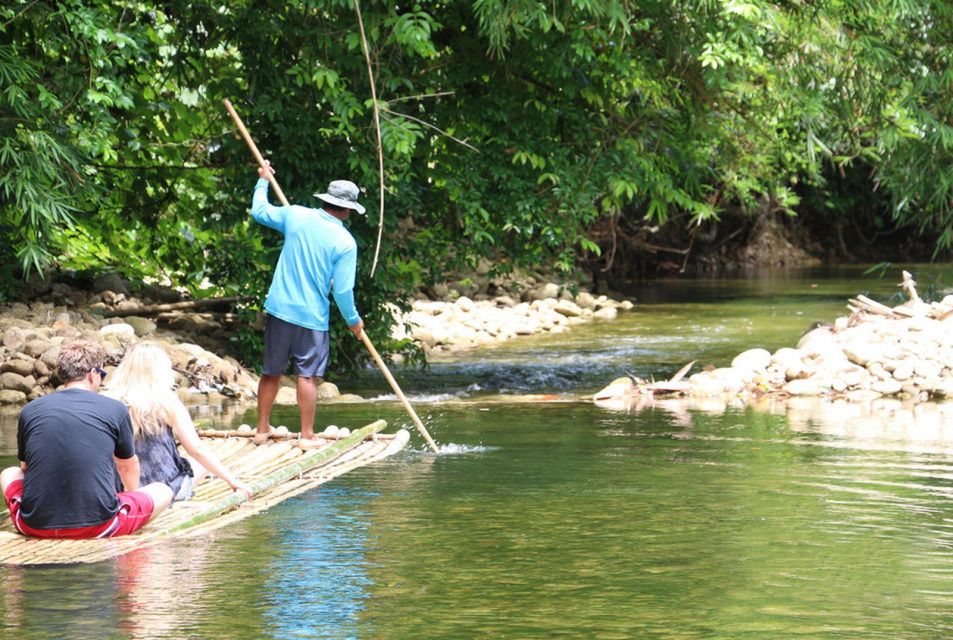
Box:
[2,266,953,639]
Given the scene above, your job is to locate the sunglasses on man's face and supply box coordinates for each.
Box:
[93,367,108,380]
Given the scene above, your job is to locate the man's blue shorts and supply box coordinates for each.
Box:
[262,314,330,377]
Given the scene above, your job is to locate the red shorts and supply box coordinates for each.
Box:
[4,479,155,539]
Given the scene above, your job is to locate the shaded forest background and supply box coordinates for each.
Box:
[1,0,951,368]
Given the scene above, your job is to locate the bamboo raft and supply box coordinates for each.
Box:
[0,420,409,566]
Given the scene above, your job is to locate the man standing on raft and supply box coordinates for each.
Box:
[251,161,365,446]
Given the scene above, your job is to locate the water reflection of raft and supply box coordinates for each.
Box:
[0,420,408,566]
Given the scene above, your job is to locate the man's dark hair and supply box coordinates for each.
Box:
[57,340,106,382]
[323,202,347,214]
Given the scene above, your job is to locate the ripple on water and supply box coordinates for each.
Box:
[435,443,496,455]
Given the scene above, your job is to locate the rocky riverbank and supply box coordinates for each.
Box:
[393,284,633,354]
[0,285,261,406]
[594,274,953,405]
[0,277,633,405]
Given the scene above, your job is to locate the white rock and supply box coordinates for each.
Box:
[797,328,838,357]
[529,283,560,301]
[411,327,435,346]
[784,379,824,396]
[771,347,804,374]
[576,291,597,309]
[275,387,297,405]
[843,369,866,388]
[731,348,771,372]
[867,363,890,380]
[554,299,583,317]
[531,298,558,311]
[705,367,750,394]
[914,360,943,379]
[316,381,340,399]
[871,379,903,395]
[688,373,725,397]
[99,323,136,340]
[512,321,539,336]
[414,301,444,316]
[843,343,881,367]
[892,362,914,381]
[593,377,634,400]
[175,343,208,358]
[124,316,157,337]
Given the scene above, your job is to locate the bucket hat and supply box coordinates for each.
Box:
[313,180,365,214]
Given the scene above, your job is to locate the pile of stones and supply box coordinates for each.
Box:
[392,284,634,353]
[595,289,953,404]
[0,293,260,405]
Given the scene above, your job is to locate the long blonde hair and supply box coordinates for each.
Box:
[103,342,178,439]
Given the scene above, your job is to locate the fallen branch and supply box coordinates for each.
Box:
[848,295,897,317]
[103,296,249,318]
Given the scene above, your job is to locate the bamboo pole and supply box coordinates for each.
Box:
[222,98,290,206]
[222,98,440,452]
[359,331,439,452]
[197,428,398,440]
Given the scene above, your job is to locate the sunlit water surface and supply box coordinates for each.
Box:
[2,265,952,639]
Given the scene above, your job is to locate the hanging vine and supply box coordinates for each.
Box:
[353,0,386,279]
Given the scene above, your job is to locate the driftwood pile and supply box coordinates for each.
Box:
[847,271,953,321]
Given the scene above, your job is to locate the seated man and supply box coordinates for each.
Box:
[0,340,173,539]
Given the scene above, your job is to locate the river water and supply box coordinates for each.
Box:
[2,266,953,639]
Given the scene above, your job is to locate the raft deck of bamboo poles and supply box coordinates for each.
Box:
[0,420,409,566]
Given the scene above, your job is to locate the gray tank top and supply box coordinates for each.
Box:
[136,427,193,497]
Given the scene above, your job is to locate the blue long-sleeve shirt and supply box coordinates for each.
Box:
[251,178,361,330]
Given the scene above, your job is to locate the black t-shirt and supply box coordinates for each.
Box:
[17,388,136,529]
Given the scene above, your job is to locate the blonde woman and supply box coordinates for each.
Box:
[104,343,252,501]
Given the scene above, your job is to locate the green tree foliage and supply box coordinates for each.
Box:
[0,1,229,294]
[1,1,950,366]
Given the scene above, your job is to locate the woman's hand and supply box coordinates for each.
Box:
[232,479,254,499]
